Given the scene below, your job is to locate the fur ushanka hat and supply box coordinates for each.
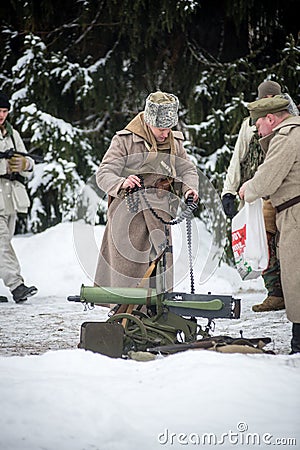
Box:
[144,91,179,128]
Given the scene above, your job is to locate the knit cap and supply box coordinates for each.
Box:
[257,81,281,99]
[0,92,10,109]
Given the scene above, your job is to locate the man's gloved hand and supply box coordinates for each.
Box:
[222,193,237,219]
[8,155,28,173]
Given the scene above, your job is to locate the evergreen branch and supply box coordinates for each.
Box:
[187,40,222,68]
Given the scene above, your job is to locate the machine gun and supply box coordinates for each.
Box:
[68,190,271,358]
[0,148,44,163]
[68,285,242,358]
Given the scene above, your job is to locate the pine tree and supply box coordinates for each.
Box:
[0,0,299,237]
[5,34,96,231]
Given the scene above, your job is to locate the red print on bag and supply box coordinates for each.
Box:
[232,224,247,256]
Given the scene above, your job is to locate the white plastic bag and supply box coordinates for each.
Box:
[231,198,268,280]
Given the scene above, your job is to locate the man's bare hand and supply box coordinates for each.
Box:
[121,175,141,190]
[239,182,248,200]
[185,189,198,202]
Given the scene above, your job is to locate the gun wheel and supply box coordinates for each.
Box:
[107,313,148,342]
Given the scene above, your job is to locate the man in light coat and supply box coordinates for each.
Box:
[0,92,38,303]
[239,96,300,354]
[222,80,299,313]
[94,91,198,296]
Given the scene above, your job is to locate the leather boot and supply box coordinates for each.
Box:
[252,295,285,312]
[11,284,38,303]
[290,323,300,354]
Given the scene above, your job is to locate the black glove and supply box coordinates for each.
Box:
[222,193,237,219]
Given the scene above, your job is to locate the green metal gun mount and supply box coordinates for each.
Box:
[68,285,241,358]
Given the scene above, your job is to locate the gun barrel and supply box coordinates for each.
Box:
[80,285,158,305]
[67,295,81,302]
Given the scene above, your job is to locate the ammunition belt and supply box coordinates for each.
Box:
[125,175,198,294]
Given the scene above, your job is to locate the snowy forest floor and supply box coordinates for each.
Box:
[0,292,291,357]
[0,221,293,358]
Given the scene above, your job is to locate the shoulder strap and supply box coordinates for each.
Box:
[5,122,18,151]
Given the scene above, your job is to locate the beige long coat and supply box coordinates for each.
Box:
[94,129,199,292]
[244,116,300,322]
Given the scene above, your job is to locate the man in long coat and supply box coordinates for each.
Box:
[222,80,299,313]
[94,91,199,294]
[239,95,300,354]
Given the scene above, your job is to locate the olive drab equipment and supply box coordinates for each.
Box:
[68,285,242,357]
[68,179,272,358]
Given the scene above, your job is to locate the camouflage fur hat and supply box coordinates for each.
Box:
[144,91,179,128]
[248,95,290,123]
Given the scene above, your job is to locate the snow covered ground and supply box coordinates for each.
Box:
[0,221,299,450]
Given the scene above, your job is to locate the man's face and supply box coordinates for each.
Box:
[0,108,9,126]
[148,125,171,142]
[255,114,274,137]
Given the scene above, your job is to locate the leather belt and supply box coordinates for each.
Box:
[275,195,300,213]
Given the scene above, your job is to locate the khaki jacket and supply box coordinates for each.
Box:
[244,116,300,207]
[244,115,300,322]
[222,117,256,197]
[96,129,199,198]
